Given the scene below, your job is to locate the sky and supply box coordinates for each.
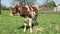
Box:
[1,0,60,7]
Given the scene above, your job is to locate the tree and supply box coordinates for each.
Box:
[11,0,37,6]
[44,0,56,9]
[47,1,56,9]
[1,4,6,10]
[1,4,11,10]
[26,0,36,6]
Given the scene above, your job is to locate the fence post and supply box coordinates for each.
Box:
[0,10,1,14]
[0,6,1,14]
[56,6,57,13]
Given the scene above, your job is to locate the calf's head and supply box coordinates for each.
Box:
[10,5,22,16]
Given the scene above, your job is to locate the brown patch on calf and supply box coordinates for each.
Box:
[20,7,32,18]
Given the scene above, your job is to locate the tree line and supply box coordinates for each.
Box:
[1,0,56,10]
[1,4,12,10]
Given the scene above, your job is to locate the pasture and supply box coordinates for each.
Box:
[0,10,60,34]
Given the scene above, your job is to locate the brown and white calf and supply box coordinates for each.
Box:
[10,5,39,33]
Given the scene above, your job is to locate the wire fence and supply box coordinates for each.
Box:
[39,6,60,13]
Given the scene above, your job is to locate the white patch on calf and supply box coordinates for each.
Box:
[30,11,36,18]
[32,5,38,8]
[24,17,29,22]
[25,5,30,11]
[17,13,20,15]
[23,17,28,32]
[32,5,39,11]
[23,17,33,33]
[24,23,27,32]
[10,12,13,16]
[28,18,32,33]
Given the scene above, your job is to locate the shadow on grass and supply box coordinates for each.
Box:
[17,21,38,29]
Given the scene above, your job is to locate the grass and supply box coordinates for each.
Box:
[0,10,60,34]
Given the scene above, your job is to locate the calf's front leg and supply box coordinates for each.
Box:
[29,18,32,33]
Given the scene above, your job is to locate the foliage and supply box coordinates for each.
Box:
[1,4,6,10]
[46,1,56,9]
[1,4,12,10]
[38,0,56,10]
[11,0,37,6]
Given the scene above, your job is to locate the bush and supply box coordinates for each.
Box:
[1,4,12,10]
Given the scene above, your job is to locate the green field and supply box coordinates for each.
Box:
[0,10,60,34]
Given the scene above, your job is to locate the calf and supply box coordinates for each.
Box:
[10,5,39,33]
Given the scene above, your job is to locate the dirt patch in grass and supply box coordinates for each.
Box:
[33,26,44,32]
[55,26,60,31]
